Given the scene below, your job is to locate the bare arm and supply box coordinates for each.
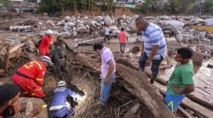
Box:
[104,60,115,84]
[172,84,195,94]
[141,41,144,56]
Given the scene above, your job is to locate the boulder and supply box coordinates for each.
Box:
[64,16,71,21]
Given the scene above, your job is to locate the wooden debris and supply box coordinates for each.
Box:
[73,54,175,118]
[123,103,141,118]
[178,106,193,118]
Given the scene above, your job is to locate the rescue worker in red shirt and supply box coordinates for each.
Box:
[12,56,53,98]
[39,30,56,57]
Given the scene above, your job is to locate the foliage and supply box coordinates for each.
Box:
[0,0,13,6]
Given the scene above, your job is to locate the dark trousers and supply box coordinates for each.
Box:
[138,53,163,80]
[52,54,67,80]
[120,43,126,53]
[104,35,110,41]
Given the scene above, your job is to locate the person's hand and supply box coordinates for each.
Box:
[27,106,42,118]
[145,59,151,66]
[103,77,110,85]
[172,86,183,94]
[11,101,21,114]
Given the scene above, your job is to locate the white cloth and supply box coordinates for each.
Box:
[49,101,71,111]
[105,27,109,35]
[100,47,116,78]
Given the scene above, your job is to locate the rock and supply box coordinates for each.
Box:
[209,33,213,39]
[64,16,71,21]
[205,18,213,26]
[104,18,112,26]
[159,15,171,20]
[73,31,78,36]
[94,16,103,23]
[66,22,74,27]
[56,21,65,26]
[207,63,213,68]
[46,20,54,24]
[57,32,70,38]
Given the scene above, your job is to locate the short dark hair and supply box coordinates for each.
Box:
[121,28,124,31]
[177,47,193,59]
[135,16,146,23]
[93,43,103,51]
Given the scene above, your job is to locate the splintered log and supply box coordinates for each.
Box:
[10,26,31,32]
[74,53,100,73]
[75,38,103,47]
[116,64,175,118]
[73,54,175,118]
[153,82,213,118]
[123,103,141,118]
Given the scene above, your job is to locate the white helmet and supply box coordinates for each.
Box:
[58,81,67,87]
[39,56,53,65]
[46,30,53,35]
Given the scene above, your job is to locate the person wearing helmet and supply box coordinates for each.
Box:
[51,36,77,80]
[39,29,56,57]
[49,81,84,118]
[12,56,53,98]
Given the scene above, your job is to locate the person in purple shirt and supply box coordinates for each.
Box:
[49,81,84,118]
[93,43,116,104]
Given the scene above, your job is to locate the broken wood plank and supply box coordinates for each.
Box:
[123,103,141,118]
[178,106,193,118]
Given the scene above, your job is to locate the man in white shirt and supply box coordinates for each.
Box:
[104,26,110,44]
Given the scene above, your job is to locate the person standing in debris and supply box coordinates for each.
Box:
[49,81,84,118]
[13,56,53,98]
[135,16,167,84]
[51,36,77,80]
[104,26,110,44]
[39,30,56,57]
[118,28,128,54]
[93,43,116,104]
[165,47,195,113]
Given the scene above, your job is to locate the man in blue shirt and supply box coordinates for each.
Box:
[49,81,84,118]
[135,16,167,84]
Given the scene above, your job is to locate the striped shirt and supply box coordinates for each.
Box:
[141,23,167,60]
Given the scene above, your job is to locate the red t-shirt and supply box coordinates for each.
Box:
[119,31,127,44]
[39,35,52,49]
[16,60,46,86]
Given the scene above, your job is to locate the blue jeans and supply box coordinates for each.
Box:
[100,73,116,103]
[49,107,75,118]
[138,53,163,80]
[164,92,186,112]
[120,43,126,53]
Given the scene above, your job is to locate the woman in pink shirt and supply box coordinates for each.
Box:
[118,28,128,54]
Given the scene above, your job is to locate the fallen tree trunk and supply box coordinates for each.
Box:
[75,38,103,47]
[10,26,31,32]
[116,64,175,118]
[73,54,175,118]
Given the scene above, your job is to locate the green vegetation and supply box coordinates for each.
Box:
[136,0,213,15]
